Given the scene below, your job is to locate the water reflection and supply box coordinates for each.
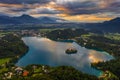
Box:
[16,37,114,76]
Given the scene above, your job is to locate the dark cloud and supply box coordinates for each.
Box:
[36,8,61,14]
[56,0,120,15]
[63,1,97,15]
[109,1,120,12]
[10,8,30,12]
[0,0,50,4]
[0,0,120,20]
[64,1,96,9]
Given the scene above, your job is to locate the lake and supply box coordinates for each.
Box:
[16,37,114,76]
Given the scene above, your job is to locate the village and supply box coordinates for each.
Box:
[1,63,50,79]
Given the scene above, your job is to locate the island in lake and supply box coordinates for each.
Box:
[65,48,77,54]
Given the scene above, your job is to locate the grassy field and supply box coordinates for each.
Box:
[0,68,8,73]
[0,32,12,37]
[0,58,11,65]
[39,28,65,33]
[0,58,11,73]
[105,33,120,41]
[81,33,93,37]
[100,71,119,80]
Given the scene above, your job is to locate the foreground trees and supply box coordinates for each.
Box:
[11,65,98,80]
[0,34,28,58]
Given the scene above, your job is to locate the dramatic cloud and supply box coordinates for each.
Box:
[55,0,120,15]
[0,0,51,4]
[0,0,120,22]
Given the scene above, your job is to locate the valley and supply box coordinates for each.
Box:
[0,28,120,80]
[0,0,120,80]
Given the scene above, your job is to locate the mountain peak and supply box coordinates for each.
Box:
[110,17,120,22]
[104,17,120,23]
[20,14,33,18]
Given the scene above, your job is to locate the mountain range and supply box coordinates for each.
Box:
[0,14,120,33]
[0,14,67,24]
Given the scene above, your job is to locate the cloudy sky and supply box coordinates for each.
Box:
[0,0,120,22]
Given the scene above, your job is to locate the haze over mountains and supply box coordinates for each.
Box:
[0,14,120,33]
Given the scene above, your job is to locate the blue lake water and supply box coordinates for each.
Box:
[16,37,114,76]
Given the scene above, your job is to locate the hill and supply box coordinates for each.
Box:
[83,17,120,33]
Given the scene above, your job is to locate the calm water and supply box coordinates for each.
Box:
[16,37,114,76]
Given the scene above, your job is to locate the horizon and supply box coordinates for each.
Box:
[0,0,120,22]
[0,13,119,23]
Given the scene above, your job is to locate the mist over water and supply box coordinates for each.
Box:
[16,37,114,76]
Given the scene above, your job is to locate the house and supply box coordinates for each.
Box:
[23,70,29,76]
[15,67,23,75]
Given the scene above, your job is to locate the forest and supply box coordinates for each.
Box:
[0,34,28,58]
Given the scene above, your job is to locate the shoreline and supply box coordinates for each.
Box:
[17,36,114,77]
